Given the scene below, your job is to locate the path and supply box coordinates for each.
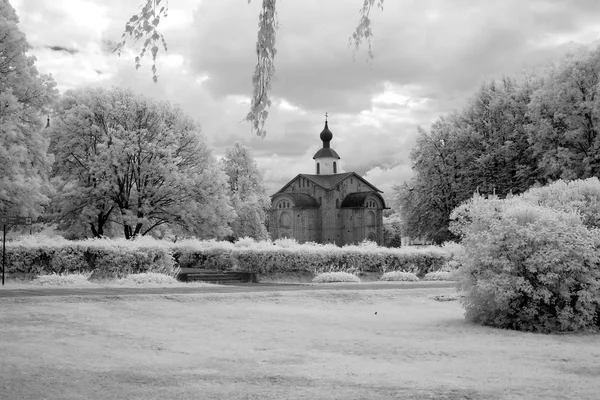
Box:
[0,281,456,298]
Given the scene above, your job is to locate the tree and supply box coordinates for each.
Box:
[527,47,600,181]
[116,0,384,137]
[0,0,58,218]
[48,87,235,239]
[220,142,270,240]
[395,77,542,243]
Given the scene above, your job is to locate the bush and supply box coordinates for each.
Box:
[312,272,361,283]
[5,236,176,279]
[423,271,455,281]
[116,272,179,285]
[380,271,419,282]
[32,272,91,286]
[452,193,600,333]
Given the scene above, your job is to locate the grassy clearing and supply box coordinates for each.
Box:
[0,288,598,400]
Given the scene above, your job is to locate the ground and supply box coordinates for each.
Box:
[1,287,599,399]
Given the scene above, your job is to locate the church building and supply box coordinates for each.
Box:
[269,119,387,245]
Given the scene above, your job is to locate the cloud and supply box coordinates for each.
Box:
[12,0,600,207]
[46,45,78,54]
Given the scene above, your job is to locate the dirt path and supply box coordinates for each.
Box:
[0,281,455,298]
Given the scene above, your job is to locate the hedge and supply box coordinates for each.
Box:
[4,236,175,279]
[3,236,449,278]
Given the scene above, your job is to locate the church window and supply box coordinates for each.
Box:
[317,163,320,175]
[333,162,337,173]
[367,211,376,226]
[280,212,291,228]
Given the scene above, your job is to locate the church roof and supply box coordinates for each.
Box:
[340,191,387,208]
[312,147,340,159]
[272,193,320,208]
[273,172,383,195]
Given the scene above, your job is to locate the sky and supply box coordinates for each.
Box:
[10,0,600,206]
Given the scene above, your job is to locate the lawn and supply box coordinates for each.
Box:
[0,287,599,400]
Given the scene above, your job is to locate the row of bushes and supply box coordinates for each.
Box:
[4,236,451,278]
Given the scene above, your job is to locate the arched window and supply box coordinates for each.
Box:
[333,161,337,173]
[316,163,320,175]
[367,211,376,226]
[280,212,291,228]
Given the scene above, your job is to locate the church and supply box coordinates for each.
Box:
[269,119,387,246]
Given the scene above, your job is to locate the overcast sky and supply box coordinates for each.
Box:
[11,0,600,205]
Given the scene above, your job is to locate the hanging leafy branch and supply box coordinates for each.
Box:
[114,0,169,82]
[349,0,384,60]
[245,0,278,138]
[117,0,382,136]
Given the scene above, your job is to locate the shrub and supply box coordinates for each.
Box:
[423,271,455,281]
[380,271,419,282]
[312,272,361,283]
[116,272,179,285]
[32,272,91,286]
[452,194,600,333]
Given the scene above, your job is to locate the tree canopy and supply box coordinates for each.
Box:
[116,0,384,137]
[48,87,235,239]
[0,0,58,218]
[396,46,600,243]
[220,142,270,240]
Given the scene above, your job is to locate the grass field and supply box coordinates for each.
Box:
[1,287,599,400]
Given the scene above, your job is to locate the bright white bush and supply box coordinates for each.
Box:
[312,272,361,283]
[117,272,179,285]
[380,271,419,282]
[32,272,91,286]
[422,271,455,281]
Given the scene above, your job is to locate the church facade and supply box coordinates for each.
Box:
[268,120,387,246]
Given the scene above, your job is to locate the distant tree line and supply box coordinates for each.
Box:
[395,46,600,244]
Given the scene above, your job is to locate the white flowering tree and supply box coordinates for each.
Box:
[220,142,270,240]
[116,0,384,137]
[0,0,58,218]
[48,87,235,239]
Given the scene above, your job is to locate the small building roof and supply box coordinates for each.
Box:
[340,191,387,208]
[272,193,320,208]
[313,147,340,159]
[272,172,383,195]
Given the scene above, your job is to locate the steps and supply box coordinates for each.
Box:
[177,269,257,284]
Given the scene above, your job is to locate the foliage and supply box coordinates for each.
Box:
[116,272,178,285]
[220,143,270,240]
[380,271,419,282]
[4,236,448,278]
[527,48,600,181]
[519,177,600,230]
[422,271,455,281]
[0,1,58,217]
[32,272,91,286]
[395,77,541,244]
[382,213,402,247]
[451,192,600,333]
[312,272,361,283]
[48,87,235,239]
[118,0,383,137]
[5,235,176,279]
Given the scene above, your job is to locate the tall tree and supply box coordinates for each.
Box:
[0,0,58,217]
[396,77,541,243]
[48,87,235,239]
[527,48,600,181]
[220,142,270,240]
[116,0,384,137]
